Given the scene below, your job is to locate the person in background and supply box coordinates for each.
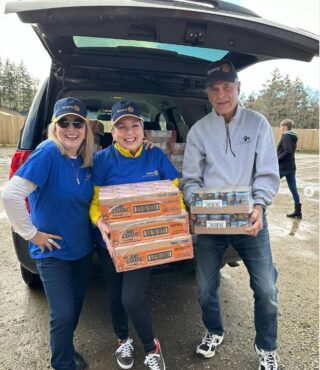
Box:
[182,60,280,370]
[277,118,302,219]
[2,97,94,370]
[90,99,184,370]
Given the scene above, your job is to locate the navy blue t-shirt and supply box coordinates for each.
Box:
[16,140,94,260]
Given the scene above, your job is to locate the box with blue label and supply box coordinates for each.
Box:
[190,186,252,234]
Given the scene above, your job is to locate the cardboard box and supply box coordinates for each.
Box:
[109,211,190,247]
[89,119,104,135]
[192,213,250,235]
[194,226,248,234]
[144,130,177,143]
[171,160,183,174]
[154,142,171,156]
[113,235,194,272]
[191,186,252,235]
[190,204,252,214]
[170,143,186,155]
[99,180,181,222]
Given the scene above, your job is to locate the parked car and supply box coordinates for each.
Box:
[5,0,318,287]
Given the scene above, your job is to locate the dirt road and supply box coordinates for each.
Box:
[0,147,318,370]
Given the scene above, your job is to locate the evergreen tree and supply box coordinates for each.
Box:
[243,68,319,128]
[0,57,38,112]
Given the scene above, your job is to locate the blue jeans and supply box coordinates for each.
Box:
[280,170,300,204]
[36,254,92,370]
[196,219,278,351]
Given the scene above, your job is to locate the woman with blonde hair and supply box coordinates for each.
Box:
[2,97,94,370]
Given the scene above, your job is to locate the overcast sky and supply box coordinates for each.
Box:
[0,0,319,96]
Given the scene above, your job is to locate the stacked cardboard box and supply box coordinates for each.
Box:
[99,180,193,271]
[113,235,193,272]
[99,180,181,222]
[190,186,252,235]
[144,130,177,144]
[110,211,190,247]
[168,142,185,174]
[89,119,104,135]
[89,119,105,152]
[144,130,185,175]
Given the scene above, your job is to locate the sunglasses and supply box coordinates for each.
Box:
[56,118,86,129]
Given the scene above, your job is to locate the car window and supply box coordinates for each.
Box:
[73,37,228,63]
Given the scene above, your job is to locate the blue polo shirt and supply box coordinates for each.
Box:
[93,145,179,186]
[16,140,94,260]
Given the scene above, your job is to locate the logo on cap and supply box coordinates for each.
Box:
[128,106,134,113]
[74,105,81,112]
[221,64,231,73]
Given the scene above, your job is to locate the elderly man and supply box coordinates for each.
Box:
[182,60,280,370]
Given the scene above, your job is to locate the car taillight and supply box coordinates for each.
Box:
[9,149,32,212]
[9,150,32,179]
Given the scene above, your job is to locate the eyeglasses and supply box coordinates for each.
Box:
[56,118,86,129]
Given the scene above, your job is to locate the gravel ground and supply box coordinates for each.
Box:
[0,146,319,370]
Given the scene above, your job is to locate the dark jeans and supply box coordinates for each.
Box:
[280,170,300,204]
[196,219,278,351]
[97,247,155,353]
[36,254,92,370]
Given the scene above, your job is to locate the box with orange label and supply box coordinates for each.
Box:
[109,211,190,247]
[113,235,194,272]
[99,180,181,222]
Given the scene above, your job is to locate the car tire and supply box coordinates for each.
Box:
[20,264,41,288]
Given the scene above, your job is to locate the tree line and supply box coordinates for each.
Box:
[0,56,319,128]
[0,57,38,112]
[241,68,319,129]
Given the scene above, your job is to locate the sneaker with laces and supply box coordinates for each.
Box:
[196,331,224,358]
[144,338,166,370]
[115,338,134,369]
[255,344,278,370]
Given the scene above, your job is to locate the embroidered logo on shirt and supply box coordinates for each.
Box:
[240,135,252,145]
[144,170,159,177]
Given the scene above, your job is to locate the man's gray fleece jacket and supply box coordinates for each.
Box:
[182,105,280,207]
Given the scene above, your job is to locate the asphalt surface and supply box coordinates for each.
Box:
[0,147,319,370]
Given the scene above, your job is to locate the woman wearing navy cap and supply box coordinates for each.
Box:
[2,97,95,370]
[90,100,184,370]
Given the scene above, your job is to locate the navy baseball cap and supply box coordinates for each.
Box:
[111,100,143,125]
[52,97,87,122]
[205,60,238,89]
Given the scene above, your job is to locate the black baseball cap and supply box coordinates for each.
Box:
[111,100,143,125]
[205,60,238,89]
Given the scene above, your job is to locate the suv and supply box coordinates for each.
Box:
[5,0,318,287]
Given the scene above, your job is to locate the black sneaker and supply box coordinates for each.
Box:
[255,344,279,370]
[196,331,224,358]
[144,338,166,370]
[115,338,134,369]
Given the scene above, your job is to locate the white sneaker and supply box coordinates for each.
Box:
[115,338,134,369]
[196,331,224,358]
[255,344,279,370]
[144,338,165,370]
